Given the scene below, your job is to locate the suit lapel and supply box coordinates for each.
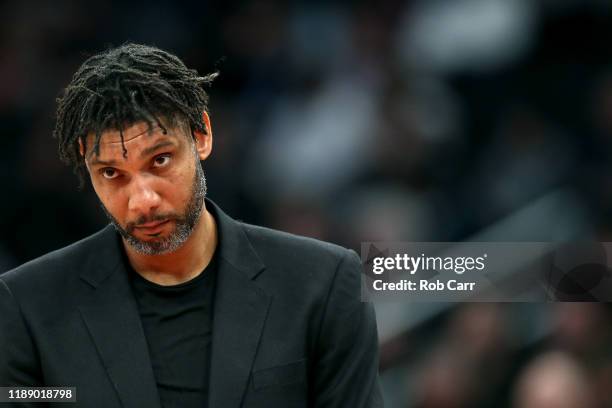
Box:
[207,201,271,408]
[78,227,161,408]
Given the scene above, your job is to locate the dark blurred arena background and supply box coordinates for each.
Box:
[2,0,612,406]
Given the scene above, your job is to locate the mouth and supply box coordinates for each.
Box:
[133,219,170,234]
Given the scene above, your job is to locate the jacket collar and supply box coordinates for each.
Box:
[207,199,265,280]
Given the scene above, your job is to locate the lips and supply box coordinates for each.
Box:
[136,220,168,228]
[134,219,170,233]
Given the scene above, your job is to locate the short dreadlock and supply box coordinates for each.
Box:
[54,43,218,188]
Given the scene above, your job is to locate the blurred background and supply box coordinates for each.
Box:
[2,0,612,406]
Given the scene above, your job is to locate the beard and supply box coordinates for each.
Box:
[101,160,207,255]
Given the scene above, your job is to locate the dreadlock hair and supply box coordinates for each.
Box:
[54,43,218,188]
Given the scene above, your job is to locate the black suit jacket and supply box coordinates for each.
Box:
[0,201,383,407]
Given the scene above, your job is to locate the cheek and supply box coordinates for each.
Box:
[166,174,194,203]
[101,192,127,218]
[167,163,197,197]
[91,181,126,217]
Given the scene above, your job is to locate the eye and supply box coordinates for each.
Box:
[153,154,171,168]
[101,168,119,180]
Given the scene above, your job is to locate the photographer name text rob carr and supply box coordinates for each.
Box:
[372,279,476,291]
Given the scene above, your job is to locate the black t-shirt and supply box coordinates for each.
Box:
[129,253,218,408]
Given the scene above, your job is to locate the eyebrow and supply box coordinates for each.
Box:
[139,140,177,160]
[89,140,178,167]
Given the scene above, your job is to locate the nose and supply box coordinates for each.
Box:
[127,175,161,218]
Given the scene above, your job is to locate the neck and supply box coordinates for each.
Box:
[124,204,218,286]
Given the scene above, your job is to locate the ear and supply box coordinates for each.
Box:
[192,111,213,161]
[78,137,91,171]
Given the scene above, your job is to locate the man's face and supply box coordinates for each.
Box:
[82,117,212,255]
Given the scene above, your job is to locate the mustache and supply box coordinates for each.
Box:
[126,213,177,233]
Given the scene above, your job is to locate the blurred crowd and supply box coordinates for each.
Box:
[2,0,612,406]
[382,303,612,407]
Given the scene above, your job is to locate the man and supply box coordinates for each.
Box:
[0,43,383,407]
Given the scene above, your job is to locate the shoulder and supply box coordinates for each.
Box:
[237,222,362,301]
[240,221,356,270]
[0,226,115,294]
[210,199,360,279]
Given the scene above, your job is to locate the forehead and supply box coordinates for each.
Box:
[85,121,188,162]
